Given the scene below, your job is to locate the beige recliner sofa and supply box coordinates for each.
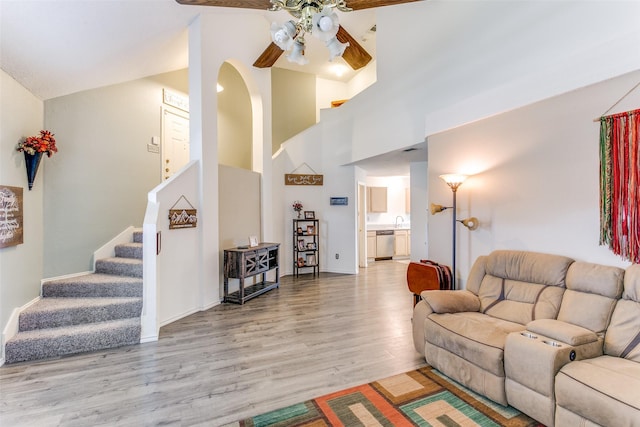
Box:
[554,263,640,426]
[412,250,639,426]
[412,250,574,405]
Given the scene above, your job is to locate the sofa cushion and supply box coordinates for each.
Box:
[425,311,524,377]
[557,262,624,335]
[604,264,640,361]
[527,319,598,346]
[420,290,480,313]
[556,356,640,426]
[604,298,640,362]
[472,251,572,324]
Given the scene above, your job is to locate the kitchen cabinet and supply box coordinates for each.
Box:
[394,229,410,257]
[366,231,376,260]
[367,186,387,213]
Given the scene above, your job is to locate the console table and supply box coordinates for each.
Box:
[223,242,280,304]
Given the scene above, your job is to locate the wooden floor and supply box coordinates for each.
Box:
[0,261,425,427]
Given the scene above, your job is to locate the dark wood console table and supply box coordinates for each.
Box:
[223,242,280,304]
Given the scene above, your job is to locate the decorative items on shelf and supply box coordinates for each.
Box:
[15,130,58,191]
[292,200,303,218]
[293,218,319,277]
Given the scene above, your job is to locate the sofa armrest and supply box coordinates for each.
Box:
[527,319,599,346]
[420,290,480,313]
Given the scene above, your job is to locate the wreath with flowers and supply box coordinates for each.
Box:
[16,130,58,157]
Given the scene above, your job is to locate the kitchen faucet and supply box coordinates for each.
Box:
[395,216,404,228]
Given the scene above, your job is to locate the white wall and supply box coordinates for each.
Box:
[0,70,44,347]
[271,1,640,279]
[427,70,640,287]
[43,69,188,277]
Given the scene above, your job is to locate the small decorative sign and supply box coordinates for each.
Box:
[163,88,189,112]
[168,195,197,229]
[0,186,24,248]
[284,174,324,186]
[330,197,348,206]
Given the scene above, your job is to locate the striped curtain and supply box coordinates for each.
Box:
[600,108,640,263]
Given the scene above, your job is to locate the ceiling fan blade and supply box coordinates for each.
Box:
[175,0,272,9]
[337,26,372,70]
[253,42,285,68]
[345,0,422,10]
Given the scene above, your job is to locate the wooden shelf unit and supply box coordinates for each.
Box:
[293,219,319,277]
[223,242,280,304]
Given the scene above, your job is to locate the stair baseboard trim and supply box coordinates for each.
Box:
[92,226,135,269]
[42,270,94,285]
[1,296,40,366]
[140,333,159,343]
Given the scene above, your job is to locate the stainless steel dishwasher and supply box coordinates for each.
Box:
[375,230,395,260]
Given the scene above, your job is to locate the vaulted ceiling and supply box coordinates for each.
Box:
[0,0,380,100]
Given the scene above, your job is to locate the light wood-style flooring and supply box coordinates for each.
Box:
[0,261,425,427]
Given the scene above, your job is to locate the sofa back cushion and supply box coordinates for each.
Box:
[557,262,624,336]
[467,250,574,325]
[605,264,640,362]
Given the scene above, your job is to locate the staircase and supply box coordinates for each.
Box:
[4,230,144,364]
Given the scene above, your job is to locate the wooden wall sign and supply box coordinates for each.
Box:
[284,174,324,186]
[168,195,197,229]
[0,186,24,248]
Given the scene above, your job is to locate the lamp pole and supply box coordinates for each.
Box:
[439,174,467,290]
[451,186,458,290]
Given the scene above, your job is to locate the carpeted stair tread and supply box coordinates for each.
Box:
[115,242,143,260]
[5,318,141,364]
[42,273,142,298]
[19,297,143,331]
[95,257,143,278]
[133,229,143,243]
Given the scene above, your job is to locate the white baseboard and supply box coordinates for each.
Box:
[1,296,41,366]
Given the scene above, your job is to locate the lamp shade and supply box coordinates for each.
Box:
[326,36,349,61]
[460,217,479,230]
[439,174,468,191]
[287,39,309,65]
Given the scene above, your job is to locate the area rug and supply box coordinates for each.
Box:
[229,366,543,426]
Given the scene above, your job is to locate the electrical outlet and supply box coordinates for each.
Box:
[335,253,339,259]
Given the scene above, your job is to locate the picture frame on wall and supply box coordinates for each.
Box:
[304,211,315,219]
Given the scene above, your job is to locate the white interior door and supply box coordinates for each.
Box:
[358,183,367,268]
[161,107,190,180]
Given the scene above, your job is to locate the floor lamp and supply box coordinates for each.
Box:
[430,174,478,289]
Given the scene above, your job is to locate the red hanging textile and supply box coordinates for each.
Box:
[600,108,640,263]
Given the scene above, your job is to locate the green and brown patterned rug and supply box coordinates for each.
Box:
[229,366,543,426]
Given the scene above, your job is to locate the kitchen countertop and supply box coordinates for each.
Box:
[367,224,410,231]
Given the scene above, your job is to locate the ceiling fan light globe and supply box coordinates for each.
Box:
[326,37,349,61]
[287,39,309,65]
[319,16,333,32]
[312,7,339,41]
[271,21,296,50]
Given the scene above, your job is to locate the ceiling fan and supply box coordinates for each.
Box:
[175,0,421,70]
